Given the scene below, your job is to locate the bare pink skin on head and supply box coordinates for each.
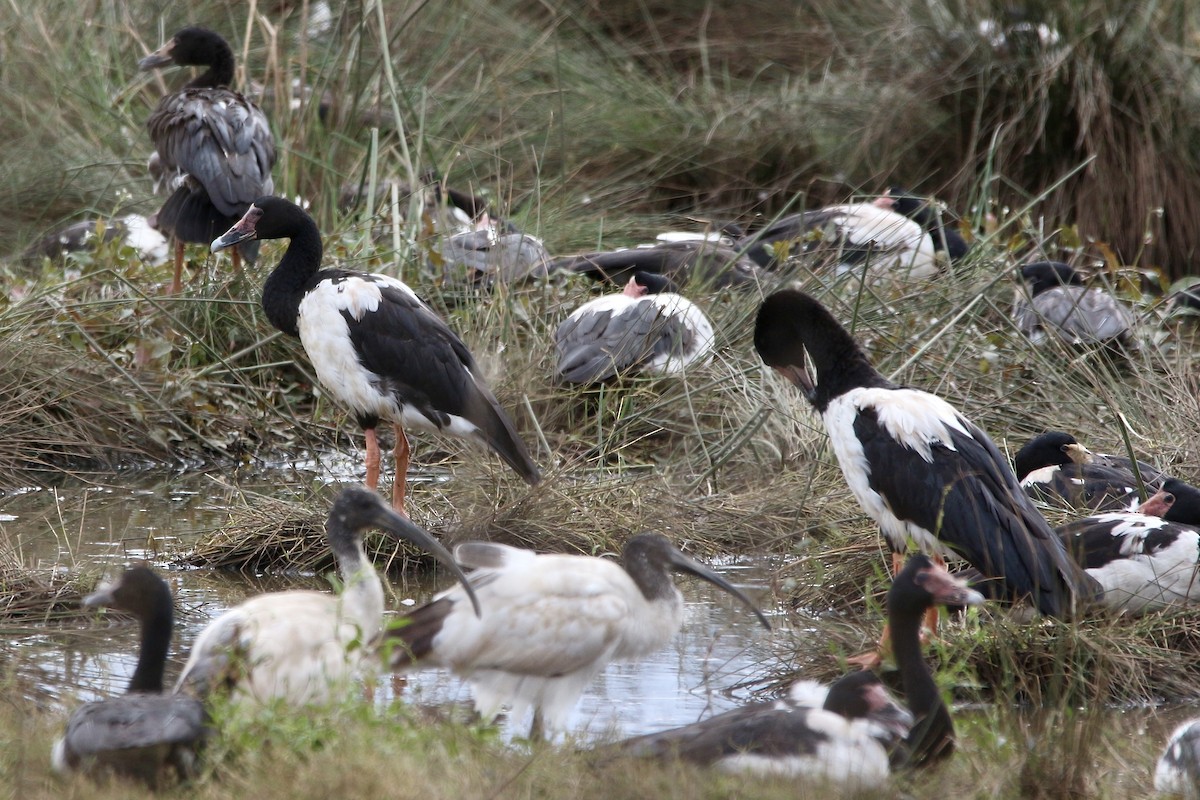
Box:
[872,193,896,210]
[623,276,648,298]
[1137,488,1175,518]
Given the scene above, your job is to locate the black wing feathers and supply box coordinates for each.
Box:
[854,407,1096,616]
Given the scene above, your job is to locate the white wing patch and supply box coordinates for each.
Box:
[821,387,970,555]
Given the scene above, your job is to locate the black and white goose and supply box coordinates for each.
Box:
[729,202,939,280]
[873,187,971,264]
[377,532,771,738]
[551,237,766,290]
[176,486,479,705]
[753,289,1098,644]
[1014,430,1166,512]
[52,566,206,785]
[1014,261,1137,348]
[139,26,275,293]
[1057,502,1200,614]
[211,197,541,513]
[613,555,983,786]
[554,273,716,385]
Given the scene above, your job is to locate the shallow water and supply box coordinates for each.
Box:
[0,469,777,742]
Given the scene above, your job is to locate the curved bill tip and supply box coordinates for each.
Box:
[379,513,482,618]
[668,550,772,631]
[82,582,116,609]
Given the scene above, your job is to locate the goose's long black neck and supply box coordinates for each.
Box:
[128,603,173,693]
[187,43,235,89]
[262,216,324,338]
[805,306,891,411]
[892,601,951,765]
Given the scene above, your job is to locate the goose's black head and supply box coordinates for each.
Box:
[1013,431,1090,477]
[211,196,310,250]
[889,554,985,617]
[139,26,233,76]
[1021,261,1084,295]
[83,564,173,623]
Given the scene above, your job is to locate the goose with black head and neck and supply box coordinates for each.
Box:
[212,197,541,514]
[753,288,1098,663]
[139,26,275,292]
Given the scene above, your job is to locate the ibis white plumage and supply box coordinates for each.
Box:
[378,532,771,738]
[52,566,207,785]
[175,486,479,706]
[211,196,541,513]
[753,288,1098,660]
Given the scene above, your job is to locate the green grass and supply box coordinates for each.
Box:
[3,1,1200,797]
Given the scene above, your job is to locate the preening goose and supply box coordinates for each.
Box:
[211,197,540,514]
[175,486,480,706]
[753,289,1098,660]
[139,26,275,293]
[52,566,206,785]
[554,273,715,385]
[378,531,770,738]
[1014,261,1136,349]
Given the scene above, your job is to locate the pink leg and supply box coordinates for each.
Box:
[392,424,410,515]
[364,427,381,491]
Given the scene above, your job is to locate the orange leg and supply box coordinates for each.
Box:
[231,246,242,276]
[392,423,410,515]
[364,427,382,491]
[170,239,185,294]
[924,552,946,638]
[847,551,913,670]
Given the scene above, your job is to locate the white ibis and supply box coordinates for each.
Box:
[174,486,480,706]
[550,238,766,290]
[753,288,1098,661]
[210,197,541,514]
[1014,430,1165,512]
[1014,261,1137,348]
[613,555,984,784]
[52,566,206,785]
[377,531,771,738]
[554,273,715,385]
[139,26,276,293]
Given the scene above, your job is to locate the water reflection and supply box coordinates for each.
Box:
[0,474,778,741]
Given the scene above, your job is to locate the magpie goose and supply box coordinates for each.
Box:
[139,26,275,292]
[554,273,715,385]
[1014,262,1137,348]
[211,197,541,513]
[378,532,770,739]
[613,555,983,784]
[1014,430,1165,512]
[52,566,207,785]
[753,289,1099,626]
[729,203,939,280]
[551,238,766,290]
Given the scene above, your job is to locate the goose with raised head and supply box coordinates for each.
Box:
[139,26,275,292]
[175,486,480,705]
[754,289,1098,662]
[378,531,771,738]
[211,197,541,514]
[613,555,982,783]
[52,566,206,785]
[554,273,715,385]
[1014,430,1166,512]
